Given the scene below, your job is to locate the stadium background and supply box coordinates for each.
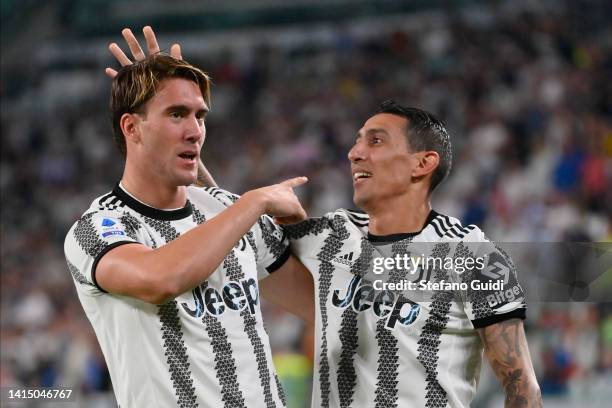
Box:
[1,0,611,406]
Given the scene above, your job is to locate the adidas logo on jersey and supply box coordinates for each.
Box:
[332,251,355,266]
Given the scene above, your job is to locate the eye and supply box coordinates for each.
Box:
[371,136,383,145]
[169,111,182,119]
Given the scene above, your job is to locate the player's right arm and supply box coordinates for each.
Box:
[96,178,307,304]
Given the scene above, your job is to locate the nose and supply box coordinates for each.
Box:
[348,141,365,163]
[185,115,205,143]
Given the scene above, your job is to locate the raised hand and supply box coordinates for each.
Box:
[105,26,183,78]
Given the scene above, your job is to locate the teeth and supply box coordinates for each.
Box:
[353,172,372,180]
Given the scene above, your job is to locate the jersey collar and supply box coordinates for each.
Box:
[367,210,439,243]
[113,183,193,221]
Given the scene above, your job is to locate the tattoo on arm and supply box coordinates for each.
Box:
[479,319,542,408]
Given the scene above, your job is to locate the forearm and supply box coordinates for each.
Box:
[147,191,264,298]
[99,191,266,303]
[479,319,542,408]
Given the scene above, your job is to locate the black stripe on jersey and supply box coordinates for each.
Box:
[374,238,412,408]
[337,308,359,408]
[67,259,95,288]
[445,225,464,239]
[430,218,446,237]
[257,217,287,261]
[441,216,464,238]
[223,250,279,408]
[192,207,206,225]
[244,231,259,264]
[444,223,475,239]
[144,219,199,407]
[207,188,239,206]
[97,192,114,210]
[315,216,350,408]
[73,212,109,258]
[119,213,141,240]
[345,211,369,228]
[345,209,368,219]
[143,217,180,242]
[283,217,329,240]
[201,290,246,408]
[417,242,452,408]
[72,212,135,293]
[158,301,199,408]
[274,374,287,407]
[336,237,374,408]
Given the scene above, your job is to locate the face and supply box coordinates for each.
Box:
[348,113,420,209]
[130,78,208,187]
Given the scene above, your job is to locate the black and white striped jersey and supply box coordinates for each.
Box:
[285,209,526,408]
[64,184,289,408]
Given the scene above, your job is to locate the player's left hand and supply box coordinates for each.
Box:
[105,26,183,78]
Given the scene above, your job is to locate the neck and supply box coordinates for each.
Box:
[121,163,187,210]
[366,190,432,236]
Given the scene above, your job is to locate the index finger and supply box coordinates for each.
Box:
[122,28,145,61]
[143,26,160,55]
[109,43,132,67]
[280,176,308,188]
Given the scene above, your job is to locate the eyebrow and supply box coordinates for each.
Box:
[164,104,210,114]
[355,127,390,140]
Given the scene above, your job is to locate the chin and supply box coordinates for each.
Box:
[174,173,198,187]
[352,193,368,210]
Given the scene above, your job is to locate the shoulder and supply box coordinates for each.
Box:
[64,192,142,253]
[187,185,240,208]
[428,211,483,241]
[283,208,368,240]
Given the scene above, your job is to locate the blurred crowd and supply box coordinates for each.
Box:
[1,0,611,406]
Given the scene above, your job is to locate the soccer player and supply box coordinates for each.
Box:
[111,28,542,407]
[64,54,314,407]
[285,101,542,407]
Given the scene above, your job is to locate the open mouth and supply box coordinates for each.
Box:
[178,152,197,161]
[353,171,372,181]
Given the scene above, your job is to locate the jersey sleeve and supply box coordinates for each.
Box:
[251,215,291,280]
[201,187,290,279]
[456,228,527,329]
[64,210,143,295]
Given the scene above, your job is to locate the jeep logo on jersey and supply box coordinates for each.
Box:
[181,277,259,318]
[481,252,510,284]
[331,275,420,329]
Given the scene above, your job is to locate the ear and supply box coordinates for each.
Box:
[120,113,142,147]
[412,151,439,178]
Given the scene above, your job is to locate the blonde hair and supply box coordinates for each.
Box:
[110,54,211,156]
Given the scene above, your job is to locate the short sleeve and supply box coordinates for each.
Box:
[252,215,290,280]
[202,187,290,279]
[64,210,142,295]
[457,228,527,329]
